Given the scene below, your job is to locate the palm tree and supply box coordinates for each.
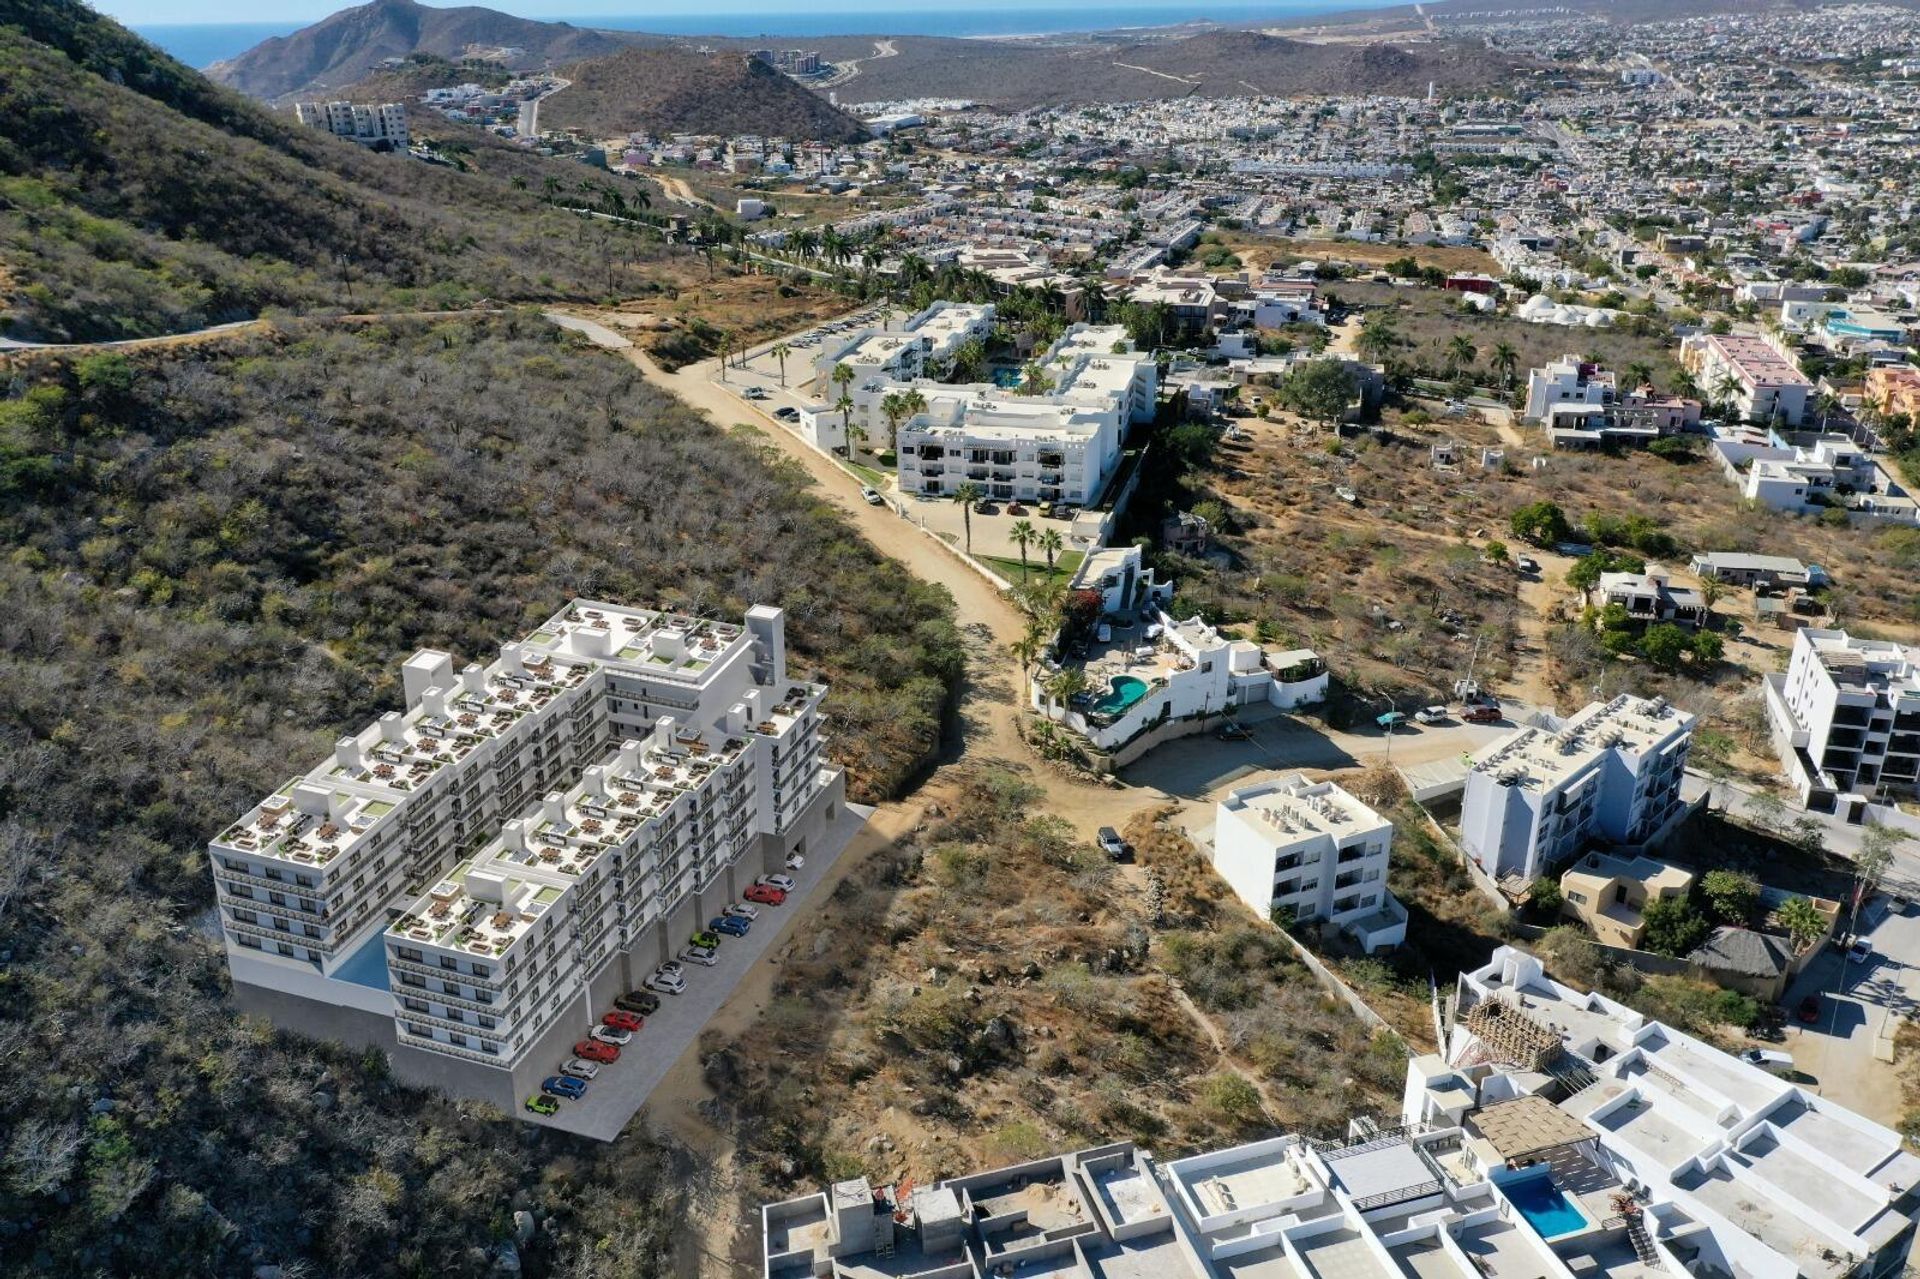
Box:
[717,331,732,381]
[1019,361,1055,396]
[1712,371,1743,420]
[952,337,987,382]
[1010,519,1037,581]
[879,391,908,453]
[898,388,927,447]
[1045,666,1088,717]
[1037,526,1065,581]
[1814,390,1842,431]
[835,392,860,455]
[770,341,792,387]
[541,175,562,203]
[1355,313,1399,364]
[1491,341,1519,389]
[1446,334,1477,379]
[955,481,983,554]
[830,360,855,409]
[1625,360,1654,393]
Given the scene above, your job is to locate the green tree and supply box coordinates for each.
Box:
[1446,334,1477,378]
[1037,526,1064,579]
[1641,897,1711,957]
[1774,896,1828,951]
[770,340,791,387]
[955,481,983,554]
[1355,313,1399,364]
[1279,358,1358,430]
[1484,539,1509,563]
[1700,870,1759,925]
[1745,790,1789,834]
[1010,518,1037,580]
[1509,500,1572,546]
[1491,341,1519,389]
[1690,630,1724,664]
[1640,623,1693,671]
[1529,875,1564,916]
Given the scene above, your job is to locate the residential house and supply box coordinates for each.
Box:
[1558,852,1694,948]
[1590,564,1708,629]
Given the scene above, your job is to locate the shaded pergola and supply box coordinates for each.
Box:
[1466,1094,1596,1167]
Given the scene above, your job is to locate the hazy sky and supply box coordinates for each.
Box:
[104,0,1291,25]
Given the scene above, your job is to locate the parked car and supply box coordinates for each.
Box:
[1737,1048,1795,1075]
[1006,502,1027,515]
[974,500,999,515]
[560,1057,601,1081]
[711,915,751,937]
[745,883,787,906]
[1794,994,1822,1024]
[1216,721,1252,741]
[689,929,722,950]
[679,946,719,967]
[786,852,806,870]
[861,486,884,505]
[758,873,796,893]
[1097,827,1130,859]
[1462,705,1502,724]
[615,990,661,1017]
[1335,485,1359,504]
[526,1094,560,1116]
[1376,711,1408,730]
[542,1075,588,1100]
[1515,556,1540,573]
[1415,705,1449,725]
[743,386,769,400]
[773,406,800,422]
[574,1038,619,1062]
[603,1010,645,1033]
[1095,622,1112,644]
[644,969,685,995]
[723,902,760,922]
[1848,937,1875,965]
[590,1024,633,1046]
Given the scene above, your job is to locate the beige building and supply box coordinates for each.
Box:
[1558,851,1694,948]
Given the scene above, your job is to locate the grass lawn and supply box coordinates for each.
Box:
[839,458,888,488]
[980,550,1084,590]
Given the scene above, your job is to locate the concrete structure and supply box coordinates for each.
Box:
[1588,564,1707,629]
[1460,695,1694,888]
[292,100,410,149]
[1687,552,1827,590]
[1709,428,1917,524]
[1558,852,1694,948]
[1416,946,1920,1279]
[812,300,995,393]
[764,947,1920,1279]
[209,601,846,1114]
[1865,365,1920,422]
[1764,627,1920,817]
[1522,356,1702,449]
[1681,332,1811,427]
[1525,354,1615,423]
[1213,773,1407,951]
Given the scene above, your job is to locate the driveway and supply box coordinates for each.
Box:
[1773,898,1920,1126]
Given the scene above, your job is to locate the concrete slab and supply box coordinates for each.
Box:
[530,801,874,1141]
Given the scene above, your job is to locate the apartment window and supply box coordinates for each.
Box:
[480,1041,499,1056]
[237,935,261,949]
[224,858,250,872]
[440,956,457,970]
[303,925,321,939]
[446,1009,465,1023]
[403,997,428,1013]
[269,892,287,906]
[479,1015,497,1030]
[295,874,316,888]
[272,917,289,932]
[449,1034,468,1048]
[406,1023,431,1039]
[276,943,295,957]
[442,981,462,996]
[400,973,425,988]
[471,963,491,979]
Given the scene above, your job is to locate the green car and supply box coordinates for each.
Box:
[689,930,721,950]
[526,1094,559,1117]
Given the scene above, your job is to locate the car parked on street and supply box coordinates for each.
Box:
[689,929,722,950]
[615,990,661,1016]
[589,1024,632,1046]
[773,406,800,422]
[1415,705,1449,724]
[758,873,796,893]
[574,1039,619,1062]
[1097,827,1130,859]
[723,902,760,921]
[1376,711,1407,730]
[543,1075,588,1100]
[1848,937,1875,965]
[603,1010,644,1033]
[526,1094,560,1116]
[1462,704,1502,724]
[745,883,786,905]
[1795,994,1822,1024]
[560,1057,601,1081]
[711,915,751,937]
[861,486,884,505]
[644,968,685,995]
[679,946,719,967]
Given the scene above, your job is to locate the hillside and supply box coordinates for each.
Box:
[207,0,642,102]
[818,29,1525,108]
[0,0,661,342]
[541,48,868,143]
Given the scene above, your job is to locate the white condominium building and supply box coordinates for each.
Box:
[208,600,844,1109]
[811,300,994,392]
[293,100,410,149]
[1680,332,1810,427]
[1524,353,1616,422]
[895,323,1158,506]
[1213,773,1407,952]
[1765,627,1920,819]
[1460,695,1693,887]
[762,944,1920,1279]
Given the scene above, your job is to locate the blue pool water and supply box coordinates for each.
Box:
[1091,675,1150,716]
[332,929,393,992]
[1500,1168,1590,1239]
[991,367,1023,388]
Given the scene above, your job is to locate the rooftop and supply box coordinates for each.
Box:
[1222,774,1391,846]
[1468,694,1692,792]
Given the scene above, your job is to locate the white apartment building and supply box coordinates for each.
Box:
[811,300,994,393]
[293,100,410,149]
[1460,695,1694,887]
[1680,332,1811,426]
[1765,627,1920,818]
[1213,773,1407,952]
[763,945,1920,1279]
[1524,353,1616,422]
[895,323,1158,507]
[209,600,845,1111]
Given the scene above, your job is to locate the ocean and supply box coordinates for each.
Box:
[135,0,1402,68]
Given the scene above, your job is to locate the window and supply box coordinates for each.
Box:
[442,981,461,996]
[269,892,287,906]
[276,943,295,957]
[471,963,491,979]
[446,1009,464,1023]
[303,925,321,939]
[399,946,424,963]
[295,874,315,888]
[233,908,258,925]
[400,973,425,988]
[403,997,428,1012]
[479,1015,497,1030]
[481,1041,499,1056]
[440,956,457,970]
[272,918,289,932]
[224,858,250,872]
[238,935,261,949]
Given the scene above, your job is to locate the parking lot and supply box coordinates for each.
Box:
[532,803,873,1141]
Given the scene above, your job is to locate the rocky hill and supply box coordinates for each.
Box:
[206,0,644,102]
[540,48,868,143]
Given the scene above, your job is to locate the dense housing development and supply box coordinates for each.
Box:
[1765,627,1920,820]
[1461,696,1694,889]
[762,946,1920,1279]
[208,601,845,1111]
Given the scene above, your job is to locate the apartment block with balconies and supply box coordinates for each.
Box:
[1765,627,1920,820]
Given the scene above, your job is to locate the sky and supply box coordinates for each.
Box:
[101,0,1310,26]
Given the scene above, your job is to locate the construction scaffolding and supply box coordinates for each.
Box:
[1461,997,1560,1073]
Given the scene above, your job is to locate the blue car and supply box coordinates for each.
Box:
[710,915,751,937]
[542,1075,587,1100]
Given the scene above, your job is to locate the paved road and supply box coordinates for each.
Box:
[518,78,570,138]
[1775,897,1918,1126]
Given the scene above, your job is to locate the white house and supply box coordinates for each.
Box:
[1523,353,1615,422]
[1460,694,1694,887]
[1213,773,1406,952]
[1765,627,1920,819]
[1589,563,1707,628]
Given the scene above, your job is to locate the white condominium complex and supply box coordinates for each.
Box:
[1765,627,1920,820]
[1680,332,1810,427]
[208,600,845,1108]
[894,323,1158,507]
[1213,773,1407,952]
[812,300,995,393]
[1460,695,1693,887]
[292,100,410,149]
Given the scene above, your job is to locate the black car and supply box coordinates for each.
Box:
[615,990,662,1017]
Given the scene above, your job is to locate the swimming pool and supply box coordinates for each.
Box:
[331,929,393,992]
[1499,1168,1591,1239]
[991,367,1022,388]
[1090,675,1150,716]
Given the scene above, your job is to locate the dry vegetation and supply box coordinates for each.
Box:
[707,769,1407,1272]
[590,272,858,370]
[1217,232,1502,278]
